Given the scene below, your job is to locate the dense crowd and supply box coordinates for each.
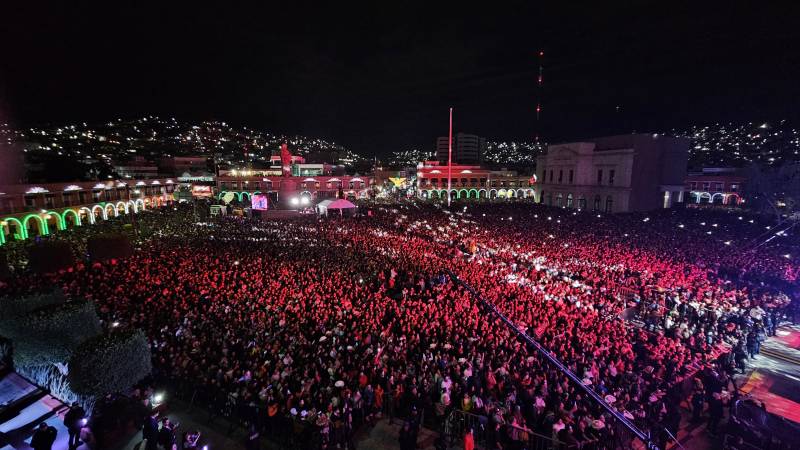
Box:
[1,201,797,449]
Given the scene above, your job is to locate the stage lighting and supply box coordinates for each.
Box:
[301,197,310,206]
[290,197,300,206]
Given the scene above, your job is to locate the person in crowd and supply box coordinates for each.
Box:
[142,410,160,450]
[158,418,177,450]
[64,402,85,450]
[1,202,795,449]
[30,422,57,450]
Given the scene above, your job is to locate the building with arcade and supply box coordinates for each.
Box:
[685,168,746,206]
[415,161,536,201]
[215,169,373,206]
[0,178,177,246]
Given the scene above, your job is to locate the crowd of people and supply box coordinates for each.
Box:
[1,200,797,449]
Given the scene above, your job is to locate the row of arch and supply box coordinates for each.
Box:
[688,191,743,205]
[0,196,167,245]
[420,188,536,200]
[218,190,371,203]
[218,191,261,202]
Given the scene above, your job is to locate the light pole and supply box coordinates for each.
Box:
[447,107,453,208]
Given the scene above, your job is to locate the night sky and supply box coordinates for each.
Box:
[2,2,799,155]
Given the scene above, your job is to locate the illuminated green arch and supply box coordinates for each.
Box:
[116,201,129,214]
[457,189,467,199]
[22,214,49,236]
[468,189,478,199]
[217,191,227,200]
[45,210,66,231]
[4,218,26,240]
[135,198,145,211]
[62,209,82,227]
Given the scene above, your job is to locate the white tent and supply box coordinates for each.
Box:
[316,199,357,216]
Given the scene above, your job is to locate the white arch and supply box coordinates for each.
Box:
[91,204,107,221]
[79,206,95,224]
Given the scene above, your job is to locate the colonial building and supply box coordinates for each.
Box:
[685,168,746,206]
[416,161,536,200]
[535,134,688,213]
[215,169,372,206]
[0,178,177,245]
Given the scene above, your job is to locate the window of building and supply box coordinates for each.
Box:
[609,169,615,186]
[547,193,553,206]
[730,184,738,192]
[556,194,563,207]
[578,197,586,210]
[566,193,573,208]
[24,195,36,207]
[558,170,563,184]
[594,195,601,211]
[714,182,723,191]
[568,170,574,184]
[45,194,55,208]
[605,196,613,213]
[597,169,603,185]
[539,190,544,204]
[549,170,554,183]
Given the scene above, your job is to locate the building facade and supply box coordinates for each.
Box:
[216,169,372,206]
[685,168,746,206]
[416,161,536,200]
[436,133,487,165]
[0,178,178,245]
[535,134,688,213]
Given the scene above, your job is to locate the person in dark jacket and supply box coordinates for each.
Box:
[142,410,159,450]
[158,418,177,450]
[708,392,724,435]
[64,402,86,450]
[30,423,57,450]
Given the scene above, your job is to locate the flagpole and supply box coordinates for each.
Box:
[447,107,453,207]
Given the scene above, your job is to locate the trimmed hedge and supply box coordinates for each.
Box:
[0,289,65,318]
[68,329,152,396]
[0,300,101,368]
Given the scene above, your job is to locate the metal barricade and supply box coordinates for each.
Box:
[445,410,566,450]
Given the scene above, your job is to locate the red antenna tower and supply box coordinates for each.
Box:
[535,50,544,144]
